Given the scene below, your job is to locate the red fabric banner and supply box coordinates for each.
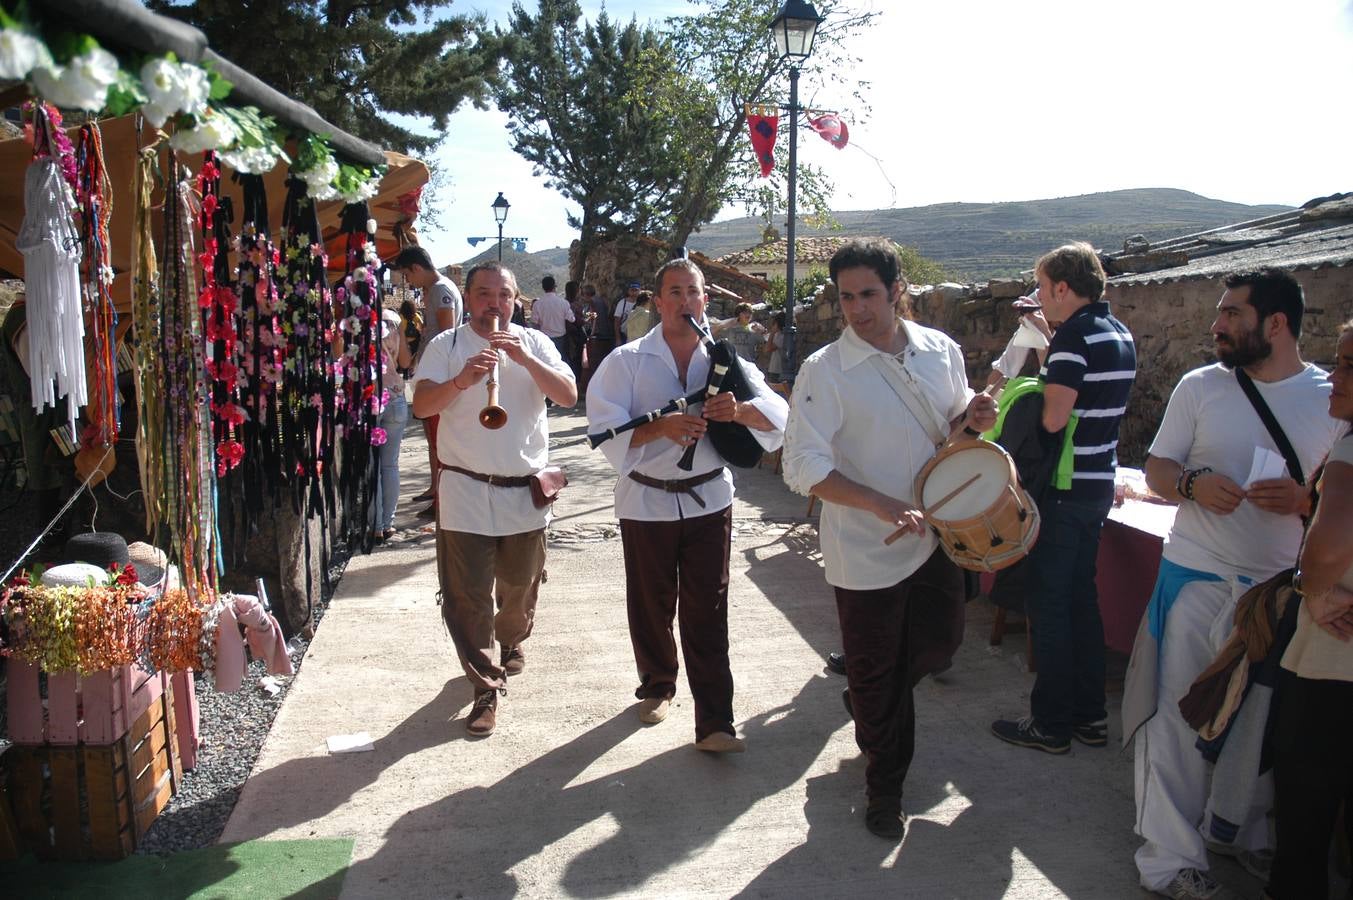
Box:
[808,114,849,149]
[746,112,779,177]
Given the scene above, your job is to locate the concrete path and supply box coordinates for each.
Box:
[221,405,1262,899]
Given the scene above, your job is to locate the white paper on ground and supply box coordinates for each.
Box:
[326,732,375,754]
[1244,447,1287,489]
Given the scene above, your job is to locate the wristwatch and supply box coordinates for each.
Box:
[1291,570,1304,597]
[962,425,981,437]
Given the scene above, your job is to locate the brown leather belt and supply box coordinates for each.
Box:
[627,469,724,509]
[445,465,532,488]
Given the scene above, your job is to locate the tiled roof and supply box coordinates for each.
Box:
[1108,197,1353,286]
[718,235,892,267]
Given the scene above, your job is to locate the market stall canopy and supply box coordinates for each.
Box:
[0,116,429,313]
[26,0,386,167]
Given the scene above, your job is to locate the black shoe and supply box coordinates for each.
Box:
[826,651,847,675]
[841,687,853,719]
[415,503,436,520]
[990,717,1070,754]
[1072,719,1108,747]
[865,800,905,841]
[412,488,435,503]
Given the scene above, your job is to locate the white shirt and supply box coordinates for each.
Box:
[783,320,974,590]
[992,317,1049,377]
[615,297,636,339]
[586,324,788,522]
[379,308,405,396]
[1150,362,1343,581]
[412,324,574,536]
[421,275,463,345]
[531,291,575,338]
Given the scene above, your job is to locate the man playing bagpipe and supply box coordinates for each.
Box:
[586,258,789,752]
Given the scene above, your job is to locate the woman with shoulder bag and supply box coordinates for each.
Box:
[1266,320,1353,900]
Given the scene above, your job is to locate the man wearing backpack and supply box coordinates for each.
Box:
[991,243,1136,756]
[1124,268,1342,900]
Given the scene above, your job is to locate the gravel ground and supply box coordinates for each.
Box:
[135,544,351,854]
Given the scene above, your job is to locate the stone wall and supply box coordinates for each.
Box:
[775,266,1353,466]
[1106,266,1353,463]
[579,235,766,312]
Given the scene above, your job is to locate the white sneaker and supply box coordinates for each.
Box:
[1154,868,1237,900]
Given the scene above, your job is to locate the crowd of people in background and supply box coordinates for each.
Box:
[365,239,1350,900]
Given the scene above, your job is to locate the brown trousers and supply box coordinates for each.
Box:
[620,506,734,741]
[835,546,964,804]
[437,527,546,693]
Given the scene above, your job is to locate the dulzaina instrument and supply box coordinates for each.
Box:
[676,314,763,470]
[885,438,1040,573]
[478,312,508,429]
[586,388,707,449]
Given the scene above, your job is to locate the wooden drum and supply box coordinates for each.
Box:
[914,439,1040,573]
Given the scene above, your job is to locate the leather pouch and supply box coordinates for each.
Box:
[529,466,568,508]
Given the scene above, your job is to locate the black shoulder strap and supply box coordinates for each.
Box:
[1234,368,1304,485]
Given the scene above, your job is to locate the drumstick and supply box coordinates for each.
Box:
[883,472,983,545]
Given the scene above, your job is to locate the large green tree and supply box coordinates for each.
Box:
[656,0,877,248]
[494,0,699,281]
[148,0,504,155]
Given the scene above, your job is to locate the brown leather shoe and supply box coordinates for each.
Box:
[465,691,498,737]
[694,731,745,753]
[501,645,525,676]
[638,697,670,724]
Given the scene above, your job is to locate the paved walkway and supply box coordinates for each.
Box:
[221,405,1263,899]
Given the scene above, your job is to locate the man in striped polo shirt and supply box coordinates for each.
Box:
[992,241,1136,754]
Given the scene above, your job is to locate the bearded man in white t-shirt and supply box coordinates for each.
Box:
[1125,268,1344,900]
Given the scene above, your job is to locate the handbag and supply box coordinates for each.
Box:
[529,466,568,508]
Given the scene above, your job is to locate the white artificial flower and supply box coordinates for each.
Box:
[220,145,279,175]
[30,46,119,111]
[0,27,48,80]
[176,63,210,117]
[169,108,239,154]
[300,157,339,200]
[337,175,380,205]
[140,58,211,127]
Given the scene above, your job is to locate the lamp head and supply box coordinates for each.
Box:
[770,0,824,62]
[491,192,511,225]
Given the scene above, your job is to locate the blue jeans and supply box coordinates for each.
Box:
[372,390,409,532]
[1028,493,1111,737]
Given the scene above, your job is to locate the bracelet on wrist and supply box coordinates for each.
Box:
[1179,466,1213,501]
[962,425,981,437]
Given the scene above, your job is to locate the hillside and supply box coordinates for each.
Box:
[685,188,1293,280]
[454,241,571,295]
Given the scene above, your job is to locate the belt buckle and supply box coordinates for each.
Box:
[486,474,502,487]
[662,479,681,492]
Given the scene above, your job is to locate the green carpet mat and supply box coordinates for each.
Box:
[1,838,353,899]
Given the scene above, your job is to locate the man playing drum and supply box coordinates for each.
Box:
[782,239,996,841]
[990,242,1136,754]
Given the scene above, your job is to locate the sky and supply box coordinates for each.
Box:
[414,0,1353,266]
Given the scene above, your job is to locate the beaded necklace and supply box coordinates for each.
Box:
[76,123,119,451]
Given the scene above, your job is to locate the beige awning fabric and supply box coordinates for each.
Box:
[0,115,430,314]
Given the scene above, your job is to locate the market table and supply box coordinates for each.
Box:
[1096,498,1176,655]
[981,490,1177,658]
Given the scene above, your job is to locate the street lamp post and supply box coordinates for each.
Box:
[492,192,511,261]
[769,0,823,382]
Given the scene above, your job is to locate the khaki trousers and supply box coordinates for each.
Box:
[437,527,546,693]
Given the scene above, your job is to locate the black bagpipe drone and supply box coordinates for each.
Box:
[585,314,764,468]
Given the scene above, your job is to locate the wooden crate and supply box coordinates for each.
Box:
[6,661,166,746]
[1,680,182,860]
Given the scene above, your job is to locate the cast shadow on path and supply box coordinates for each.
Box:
[340,675,845,899]
[226,678,476,838]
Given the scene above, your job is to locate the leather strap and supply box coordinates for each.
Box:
[444,464,533,488]
[627,468,724,509]
[1234,368,1304,485]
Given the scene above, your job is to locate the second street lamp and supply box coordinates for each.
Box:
[769,0,823,383]
[492,192,511,261]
